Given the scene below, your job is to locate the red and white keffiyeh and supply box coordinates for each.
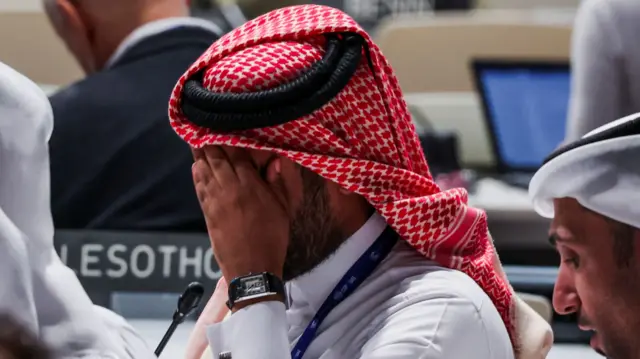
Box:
[169,5,552,358]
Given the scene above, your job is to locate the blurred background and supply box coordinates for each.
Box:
[0,0,595,358]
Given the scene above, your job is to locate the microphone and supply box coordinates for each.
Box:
[155,282,205,357]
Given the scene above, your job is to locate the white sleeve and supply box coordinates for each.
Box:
[360,297,514,359]
[206,301,290,359]
[0,214,38,333]
[206,297,513,359]
[566,0,625,140]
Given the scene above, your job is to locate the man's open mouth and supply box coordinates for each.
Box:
[588,331,606,357]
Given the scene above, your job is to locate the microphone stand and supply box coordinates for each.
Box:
[155,282,205,357]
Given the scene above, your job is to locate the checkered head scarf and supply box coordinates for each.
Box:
[169,5,552,357]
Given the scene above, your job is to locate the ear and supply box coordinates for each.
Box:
[54,0,86,32]
[324,180,357,199]
[53,0,97,73]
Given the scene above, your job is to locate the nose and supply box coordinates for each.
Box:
[553,270,580,315]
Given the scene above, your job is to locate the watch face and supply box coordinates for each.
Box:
[240,275,268,296]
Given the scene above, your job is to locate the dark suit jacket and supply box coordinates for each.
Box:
[49,26,218,231]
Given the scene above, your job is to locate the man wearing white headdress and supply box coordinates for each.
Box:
[0,61,156,359]
[529,112,640,359]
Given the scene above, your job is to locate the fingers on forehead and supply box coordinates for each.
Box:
[203,145,226,159]
[220,146,252,162]
[222,146,278,165]
[192,147,205,160]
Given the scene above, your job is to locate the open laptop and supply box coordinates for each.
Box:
[471,59,570,189]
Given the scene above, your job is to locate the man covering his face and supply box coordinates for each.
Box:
[171,5,552,359]
[530,113,640,359]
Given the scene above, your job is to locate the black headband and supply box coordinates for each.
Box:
[543,115,640,165]
[179,33,365,133]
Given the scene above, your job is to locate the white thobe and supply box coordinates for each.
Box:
[0,61,156,359]
[206,214,515,359]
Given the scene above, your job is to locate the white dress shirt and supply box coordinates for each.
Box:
[206,214,515,359]
[105,17,222,69]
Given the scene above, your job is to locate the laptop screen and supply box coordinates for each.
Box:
[475,62,570,171]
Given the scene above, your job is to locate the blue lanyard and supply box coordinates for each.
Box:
[290,226,399,359]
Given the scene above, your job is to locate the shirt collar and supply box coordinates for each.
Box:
[105,17,222,69]
[286,212,388,314]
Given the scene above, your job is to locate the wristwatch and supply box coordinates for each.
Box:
[226,272,286,310]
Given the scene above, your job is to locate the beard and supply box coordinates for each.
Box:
[281,168,346,281]
[583,263,640,359]
[590,307,640,359]
[593,322,633,359]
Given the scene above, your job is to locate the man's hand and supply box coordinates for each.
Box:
[192,146,290,282]
[185,278,229,359]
